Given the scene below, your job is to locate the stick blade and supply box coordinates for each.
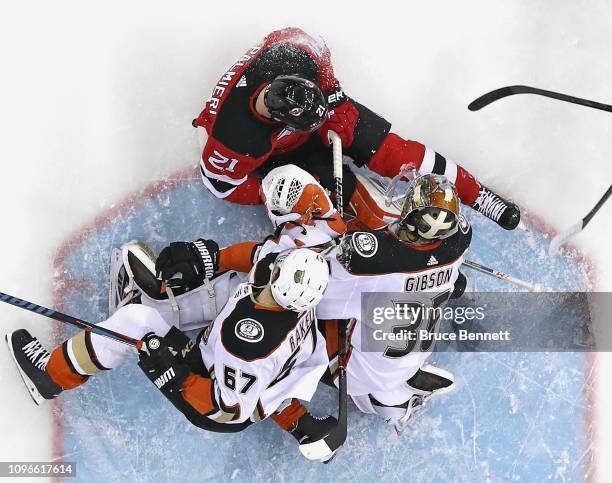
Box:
[549,222,583,255]
[468,86,529,111]
[299,439,335,461]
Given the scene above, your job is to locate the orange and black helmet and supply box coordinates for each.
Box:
[399,174,460,240]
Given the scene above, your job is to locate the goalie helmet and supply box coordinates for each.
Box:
[264,75,328,132]
[261,164,318,215]
[399,174,460,240]
[270,249,330,312]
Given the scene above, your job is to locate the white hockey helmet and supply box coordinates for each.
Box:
[261,164,318,215]
[270,248,330,312]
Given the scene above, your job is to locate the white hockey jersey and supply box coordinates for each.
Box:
[317,216,472,396]
[197,245,329,425]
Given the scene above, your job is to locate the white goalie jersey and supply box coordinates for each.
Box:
[248,221,471,398]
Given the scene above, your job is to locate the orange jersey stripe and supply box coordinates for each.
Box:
[219,241,258,273]
[47,346,88,390]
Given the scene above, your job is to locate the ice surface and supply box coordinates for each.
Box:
[52,180,591,481]
[1,0,610,480]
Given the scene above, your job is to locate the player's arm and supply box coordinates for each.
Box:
[308,38,358,150]
[199,138,262,205]
[137,332,228,427]
[293,184,346,237]
[138,330,259,427]
[154,237,262,290]
[272,399,341,463]
[154,230,308,293]
[265,183,346,237]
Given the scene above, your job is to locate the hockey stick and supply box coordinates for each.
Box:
[328,130,344,217]
[299,319,350,461]
[0,291,143,349]
[549,183,612,255]
[463,260,541,292]
[299,131,348,462]
[468,85,612,113]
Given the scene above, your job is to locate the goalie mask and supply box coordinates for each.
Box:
[261,164,318,215]
[270,249,330,312]
[399,174,460,240]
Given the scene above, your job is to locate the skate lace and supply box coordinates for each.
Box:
[473,188,506,221]
[23,339,51,370]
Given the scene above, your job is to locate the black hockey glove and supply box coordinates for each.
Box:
[155,239,219,291]
[291,413,341,462]
[137,332,189,395]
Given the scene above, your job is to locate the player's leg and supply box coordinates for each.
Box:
[6,304,173,405]
[109,241,158,314]
[349,364,455,434]
[347,100,520,230]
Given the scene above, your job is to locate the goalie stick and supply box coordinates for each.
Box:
[0,291,143,349]
[549,183,612,255]
[299,131,349,462]
[468,85,612,113]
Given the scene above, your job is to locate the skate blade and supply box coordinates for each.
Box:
[5,333,47,406]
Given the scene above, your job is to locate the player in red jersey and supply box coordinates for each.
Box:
[193,27,520,230]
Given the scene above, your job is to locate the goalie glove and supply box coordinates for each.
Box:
[155,239,219,291]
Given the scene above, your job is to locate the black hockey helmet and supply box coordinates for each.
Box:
[264,75,328,132]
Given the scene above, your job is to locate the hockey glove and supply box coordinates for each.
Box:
[317,100,359,148]
[138,332,189,395]
[155,239,219,291]
[291,413,341,463]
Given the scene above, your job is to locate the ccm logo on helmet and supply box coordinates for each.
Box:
[235,318,264,343]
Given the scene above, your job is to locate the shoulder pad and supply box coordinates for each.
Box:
[220,297,299,362]
[452,214,472,251]
[250,252,278,286]
[342,226,471,274]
